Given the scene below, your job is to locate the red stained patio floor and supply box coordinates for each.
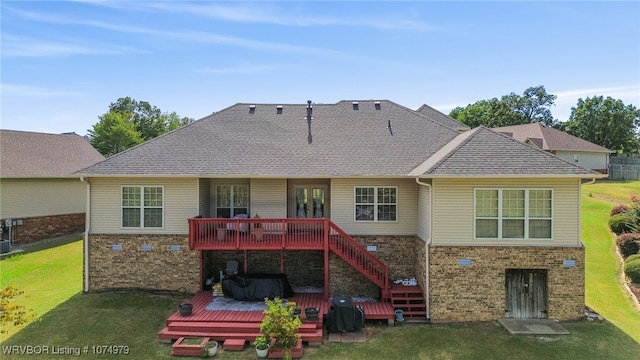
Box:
[159,292,395,345]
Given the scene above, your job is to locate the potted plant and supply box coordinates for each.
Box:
[253,334,270,358]
[253,213,264,241]
[202,340,218,357]
[259,297,302,360]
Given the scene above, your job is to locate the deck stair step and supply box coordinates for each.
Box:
[390,285,427,319]
[158,327,323,344]
[165,321,320,333]
[223,338,246,351]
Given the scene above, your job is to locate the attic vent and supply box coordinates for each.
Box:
[374,101,381,110]
[249,105,256,114]
[352,102,359,110]
[276,105,283,114]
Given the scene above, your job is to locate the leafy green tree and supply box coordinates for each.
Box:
[107,97,163,140]
[88,112,143,156]
[517,85,558,125]
[88,97,195,156]
[563,96,640,153]
[449,85,559,128]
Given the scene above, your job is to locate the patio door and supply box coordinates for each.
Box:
[294,186,328,218]
[288,180,330,220]
[505,269,548,319]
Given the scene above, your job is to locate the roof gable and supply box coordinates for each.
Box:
[0,130,105,177]
[416,104,470,131]
[410,127,601,177]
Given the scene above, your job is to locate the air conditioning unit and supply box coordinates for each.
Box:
[0,239,10,254]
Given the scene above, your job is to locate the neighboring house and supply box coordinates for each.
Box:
[77,100,604,322]
[0,130,105,244]
[493,123,612,174]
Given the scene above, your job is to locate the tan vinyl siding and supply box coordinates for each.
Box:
[90,177,198,234]
[250,178,287,217]
[555,151,608,171]
[331,178,417,235]
[0,178,86,218]
[417,180,431,241]
[198,178,211,217]
[432,178,580,246]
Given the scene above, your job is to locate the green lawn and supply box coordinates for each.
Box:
[1,181,639,358]
[0,235,83,342]
[581,180,640,343]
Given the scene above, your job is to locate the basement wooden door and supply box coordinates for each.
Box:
[505,269,548,319]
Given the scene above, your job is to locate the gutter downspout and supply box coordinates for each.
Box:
[81,176,90,293]
[579,178,597,247]
[415,177,432,322]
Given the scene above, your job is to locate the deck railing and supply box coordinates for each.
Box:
[327,221,390,292]
[188,216,325,250]
[188,216,390,295]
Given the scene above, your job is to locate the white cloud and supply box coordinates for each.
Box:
[196,63,279,75]
[1,33,148,58]
[1,84,85,98]
[555,85,640,104]
[87,2,437,32]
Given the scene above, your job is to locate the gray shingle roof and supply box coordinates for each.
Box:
[78,100,461,177]
[493,123,611,153]
[416,104,470,131]
[1,130,105,177]
[410,127,602,177]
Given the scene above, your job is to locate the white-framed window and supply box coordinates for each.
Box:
[354,186,397,222]
[216,185,249,218]
[121,186,164,228]
[475,188,552,239]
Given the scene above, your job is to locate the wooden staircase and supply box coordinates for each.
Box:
[390,284,427,320]
[327,221,391,299]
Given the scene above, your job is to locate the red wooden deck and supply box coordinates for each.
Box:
[158,292,395,345]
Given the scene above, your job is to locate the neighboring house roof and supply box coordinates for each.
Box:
[410,127,601,177]
[416,104,470,131]
[0,130,105,177]
[77,100,601,179]
[493,123,611,153]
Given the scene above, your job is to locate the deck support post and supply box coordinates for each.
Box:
[323,219,330,301]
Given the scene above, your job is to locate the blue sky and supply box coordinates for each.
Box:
[2,1,639,136]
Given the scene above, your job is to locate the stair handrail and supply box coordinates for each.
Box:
[326,220,389,291]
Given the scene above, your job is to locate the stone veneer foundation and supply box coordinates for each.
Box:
[429,245,585,322]
[330,235,427,298]
[6,213,85,245]
[89,234,199,293]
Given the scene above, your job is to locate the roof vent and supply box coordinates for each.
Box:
[249,105,256,114]
[276,105,283,114]
[374,101,381,110]
[352,102,359,110]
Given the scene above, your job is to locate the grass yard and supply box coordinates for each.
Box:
[581,180,640,343]
[0,235,83,342]
[1,291,638,360]
[1,179,639,358]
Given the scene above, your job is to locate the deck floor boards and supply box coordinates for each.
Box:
[160,292,394,343]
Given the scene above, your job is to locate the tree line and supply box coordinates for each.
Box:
[449,85,640,154]
[89,89,639,156]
